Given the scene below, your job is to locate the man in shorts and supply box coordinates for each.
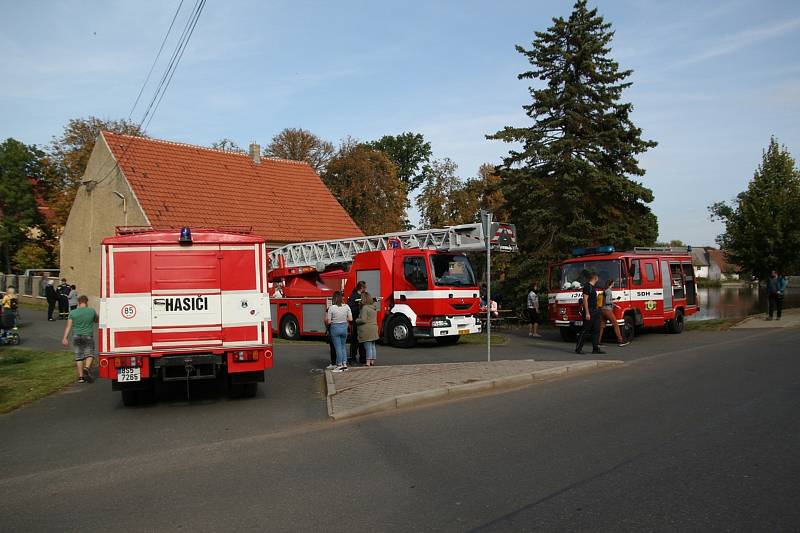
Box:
[61,295,98,383]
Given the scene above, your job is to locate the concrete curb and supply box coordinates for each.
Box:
[328,360,624,420]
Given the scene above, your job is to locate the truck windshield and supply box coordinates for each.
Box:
[429,254,476,287]
[559,260,621,290]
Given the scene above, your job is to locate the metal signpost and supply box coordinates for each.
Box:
[481,210,492,362]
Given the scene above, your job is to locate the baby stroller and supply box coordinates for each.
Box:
[0,306,21,346]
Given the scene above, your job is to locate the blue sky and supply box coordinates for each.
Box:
[2,0,798,246]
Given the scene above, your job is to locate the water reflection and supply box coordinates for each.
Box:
[691,286,800,320]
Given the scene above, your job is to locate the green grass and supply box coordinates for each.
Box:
[458,334,510,346]
[685,318,741,331]
[0,348,76,413]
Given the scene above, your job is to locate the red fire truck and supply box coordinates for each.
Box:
[97,227,273,406]
[268,223,518,347]
[548,246,699,341]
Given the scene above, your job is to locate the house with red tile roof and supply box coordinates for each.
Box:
[60,132,363,304]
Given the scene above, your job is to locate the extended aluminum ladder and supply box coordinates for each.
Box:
[269,222,517,270]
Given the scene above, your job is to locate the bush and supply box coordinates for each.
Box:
[11,243,49,272]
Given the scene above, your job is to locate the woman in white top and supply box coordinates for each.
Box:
[325,291,352,371]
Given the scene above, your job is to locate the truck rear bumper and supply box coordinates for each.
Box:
[155,354,222,382]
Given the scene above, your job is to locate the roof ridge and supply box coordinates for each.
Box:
[101,131,313,167]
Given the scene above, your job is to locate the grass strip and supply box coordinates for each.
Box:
[685,318,741,331]
[0,348,76,413]
[458,334,510,346]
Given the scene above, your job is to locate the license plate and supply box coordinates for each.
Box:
[459,329,470,335]
[117,368,141,382]
[573,320,583,326]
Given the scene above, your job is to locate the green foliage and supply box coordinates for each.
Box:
[709,137,800,278]
[265,128,335,174]
[367,132,432,192]
[322,144,406,234]
[487,0,658,299]
[12,243,50,272]
[0,138,43,272]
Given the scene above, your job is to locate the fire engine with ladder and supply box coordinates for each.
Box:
[97,227,273,406]
[548,245,700,341]
[268,222,518,347]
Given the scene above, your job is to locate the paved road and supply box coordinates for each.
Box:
[2,312,798,530]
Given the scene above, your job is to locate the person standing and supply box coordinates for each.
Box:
[40,272,50,297]
[527,284,541,337]
[325,291,352,372]
[766,270,783,321]
[1,287,19,330]
[61,295,98,383]
[45,279,58,321]
[57,278,70,319]
[347,280,367,365]
[575,273,605,355]
[68,285,78,311]
[356,292,379,366]
[599,279,629,347]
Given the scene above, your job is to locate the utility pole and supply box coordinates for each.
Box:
[481,210,492,362]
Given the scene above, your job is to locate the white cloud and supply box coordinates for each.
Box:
[672,17,800,68]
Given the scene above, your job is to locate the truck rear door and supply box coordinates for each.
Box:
[219,243,268,346]
[151,245,223,350]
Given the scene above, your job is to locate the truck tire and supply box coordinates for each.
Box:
[559,327,574,342]
[667,309,685,334]
[435,335,460,346]
[387,315,415,348]
[280,315,300,340]
[623,315,636,342]
[121,390,139,407]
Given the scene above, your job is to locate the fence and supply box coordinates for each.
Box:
[0,273,49,299]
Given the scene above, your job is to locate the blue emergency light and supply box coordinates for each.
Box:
[179,226,192,245]
[572,245,615,257]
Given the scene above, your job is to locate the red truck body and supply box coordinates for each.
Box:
[269,248,482,347]
[97,228,272,405]
[548,247,700,341]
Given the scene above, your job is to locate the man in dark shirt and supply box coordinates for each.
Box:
[348,281,367,365]
[766,270,782,321]
[575,273,605,355]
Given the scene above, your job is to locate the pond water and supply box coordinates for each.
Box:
[690,286,800,320]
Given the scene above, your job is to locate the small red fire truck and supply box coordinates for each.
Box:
[548,246,699,341]
[97,227,273,406]
[268,223,518,347]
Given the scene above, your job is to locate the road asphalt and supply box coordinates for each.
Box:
[1,310,798,530]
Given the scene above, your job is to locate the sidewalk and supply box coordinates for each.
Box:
[732,307,800,329]
[325,359,623,420]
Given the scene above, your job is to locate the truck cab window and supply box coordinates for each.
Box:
[631,260,642,285]
[403,256,429,291]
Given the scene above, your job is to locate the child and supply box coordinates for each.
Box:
[1,287,19,330]
[68,285,78,311]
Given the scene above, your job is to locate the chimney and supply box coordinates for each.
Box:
[249,142,261,164]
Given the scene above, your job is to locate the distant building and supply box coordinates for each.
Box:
[60,132,363,305]
[691,246,740,281]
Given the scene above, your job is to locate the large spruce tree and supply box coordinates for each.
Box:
[488,0,657,288]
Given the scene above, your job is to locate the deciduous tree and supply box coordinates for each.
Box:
[0,138,43,272]
[367,133,432,192]
[211,138,242,152]
[709,137,800,278]
[265,128,335,174]
[322,145,405,234]
[488,0,658,297]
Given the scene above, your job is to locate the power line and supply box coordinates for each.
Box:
[128,0,185,120]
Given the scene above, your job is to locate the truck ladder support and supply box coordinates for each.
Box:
[269,223,517,270]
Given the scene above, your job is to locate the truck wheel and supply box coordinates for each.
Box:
[280,315,300,340]
[435,335,460,346]
[559,327,574,342]
[668,310,685,334]
[387,315,415,348]
[623,315,636,342]
[121,390,139,407]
